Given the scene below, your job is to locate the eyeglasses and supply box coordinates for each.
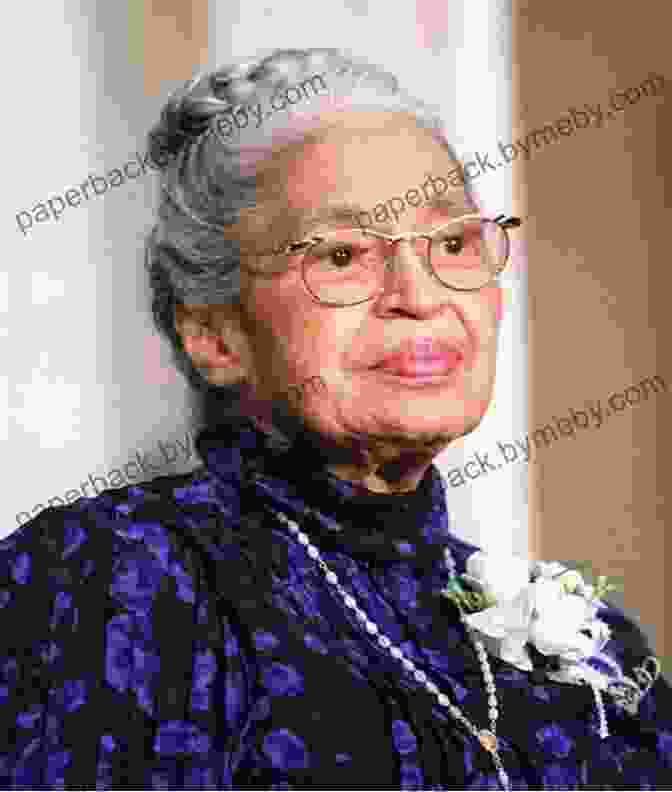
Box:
[257,213,522,307]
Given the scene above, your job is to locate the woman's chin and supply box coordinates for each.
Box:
[304,407,480,447]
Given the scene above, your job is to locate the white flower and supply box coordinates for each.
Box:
[531,560,571,581]
[461,551,612,682]
[527,578,609,660]
[463,550,532,603]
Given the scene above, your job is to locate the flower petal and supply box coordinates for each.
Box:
[500,635,534,671]
[464,550,532,603]
[462,587,534,639]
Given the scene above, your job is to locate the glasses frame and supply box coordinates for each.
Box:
[262,213,522,307]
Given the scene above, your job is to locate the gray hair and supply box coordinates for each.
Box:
[144,47,458,393]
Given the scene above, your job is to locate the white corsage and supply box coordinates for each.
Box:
[442,552,620,690]
[441,552,662,716]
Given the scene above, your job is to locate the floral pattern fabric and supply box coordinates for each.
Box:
[1,417,671,790]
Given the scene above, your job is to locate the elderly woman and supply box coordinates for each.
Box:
[2,48,670,790]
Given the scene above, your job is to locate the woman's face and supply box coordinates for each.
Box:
[235,113,503,455]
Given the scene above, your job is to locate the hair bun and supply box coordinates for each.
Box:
[147,49,342,163]
[147,73,220,162]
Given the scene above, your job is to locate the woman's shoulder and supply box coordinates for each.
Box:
[1,465,245,609]
[0,470,261,790]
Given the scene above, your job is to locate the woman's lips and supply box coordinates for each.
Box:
[372,349,464,377]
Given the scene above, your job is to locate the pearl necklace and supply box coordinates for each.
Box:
[268,506,515,790]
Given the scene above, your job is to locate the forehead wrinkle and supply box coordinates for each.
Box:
[292,203,370,236]
[289,194,477,237]
[423,195,476,215]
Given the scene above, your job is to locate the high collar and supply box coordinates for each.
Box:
[194,416,480,573]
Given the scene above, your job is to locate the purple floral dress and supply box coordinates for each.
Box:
[1,417,671,789]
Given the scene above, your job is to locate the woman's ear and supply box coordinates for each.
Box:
[174,302,250,387]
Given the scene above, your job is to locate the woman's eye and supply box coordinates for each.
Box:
[311,240,375,268]
[330,246,354,266]
[441,235,464,254]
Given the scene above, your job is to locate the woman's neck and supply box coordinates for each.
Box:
[325,456,434,494]
[245,411,441,495]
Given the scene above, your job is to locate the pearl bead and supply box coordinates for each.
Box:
[275,509,581,790]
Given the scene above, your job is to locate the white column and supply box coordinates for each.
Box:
[434,0,529,560]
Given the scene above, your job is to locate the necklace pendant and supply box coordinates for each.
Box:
[478,729,498,753]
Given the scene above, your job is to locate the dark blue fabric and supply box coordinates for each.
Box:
[1,416,670,789]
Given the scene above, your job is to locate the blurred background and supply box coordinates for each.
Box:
[1,0,669,677]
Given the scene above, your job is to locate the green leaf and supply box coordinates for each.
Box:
[445,579,466,595]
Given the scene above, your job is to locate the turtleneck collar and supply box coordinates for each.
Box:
[194,416,480,573]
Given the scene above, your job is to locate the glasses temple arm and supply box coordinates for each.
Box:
[272,239,319,256]
[492,215,522,230]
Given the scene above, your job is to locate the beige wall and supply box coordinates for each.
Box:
[141,0,209,97]
[514,2,671,673]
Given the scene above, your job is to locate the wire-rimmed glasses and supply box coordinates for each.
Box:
[263,213,522,307]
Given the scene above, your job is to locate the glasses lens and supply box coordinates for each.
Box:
[303,230,386,305]
[430,218,507,290]
[301,221,509,305]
